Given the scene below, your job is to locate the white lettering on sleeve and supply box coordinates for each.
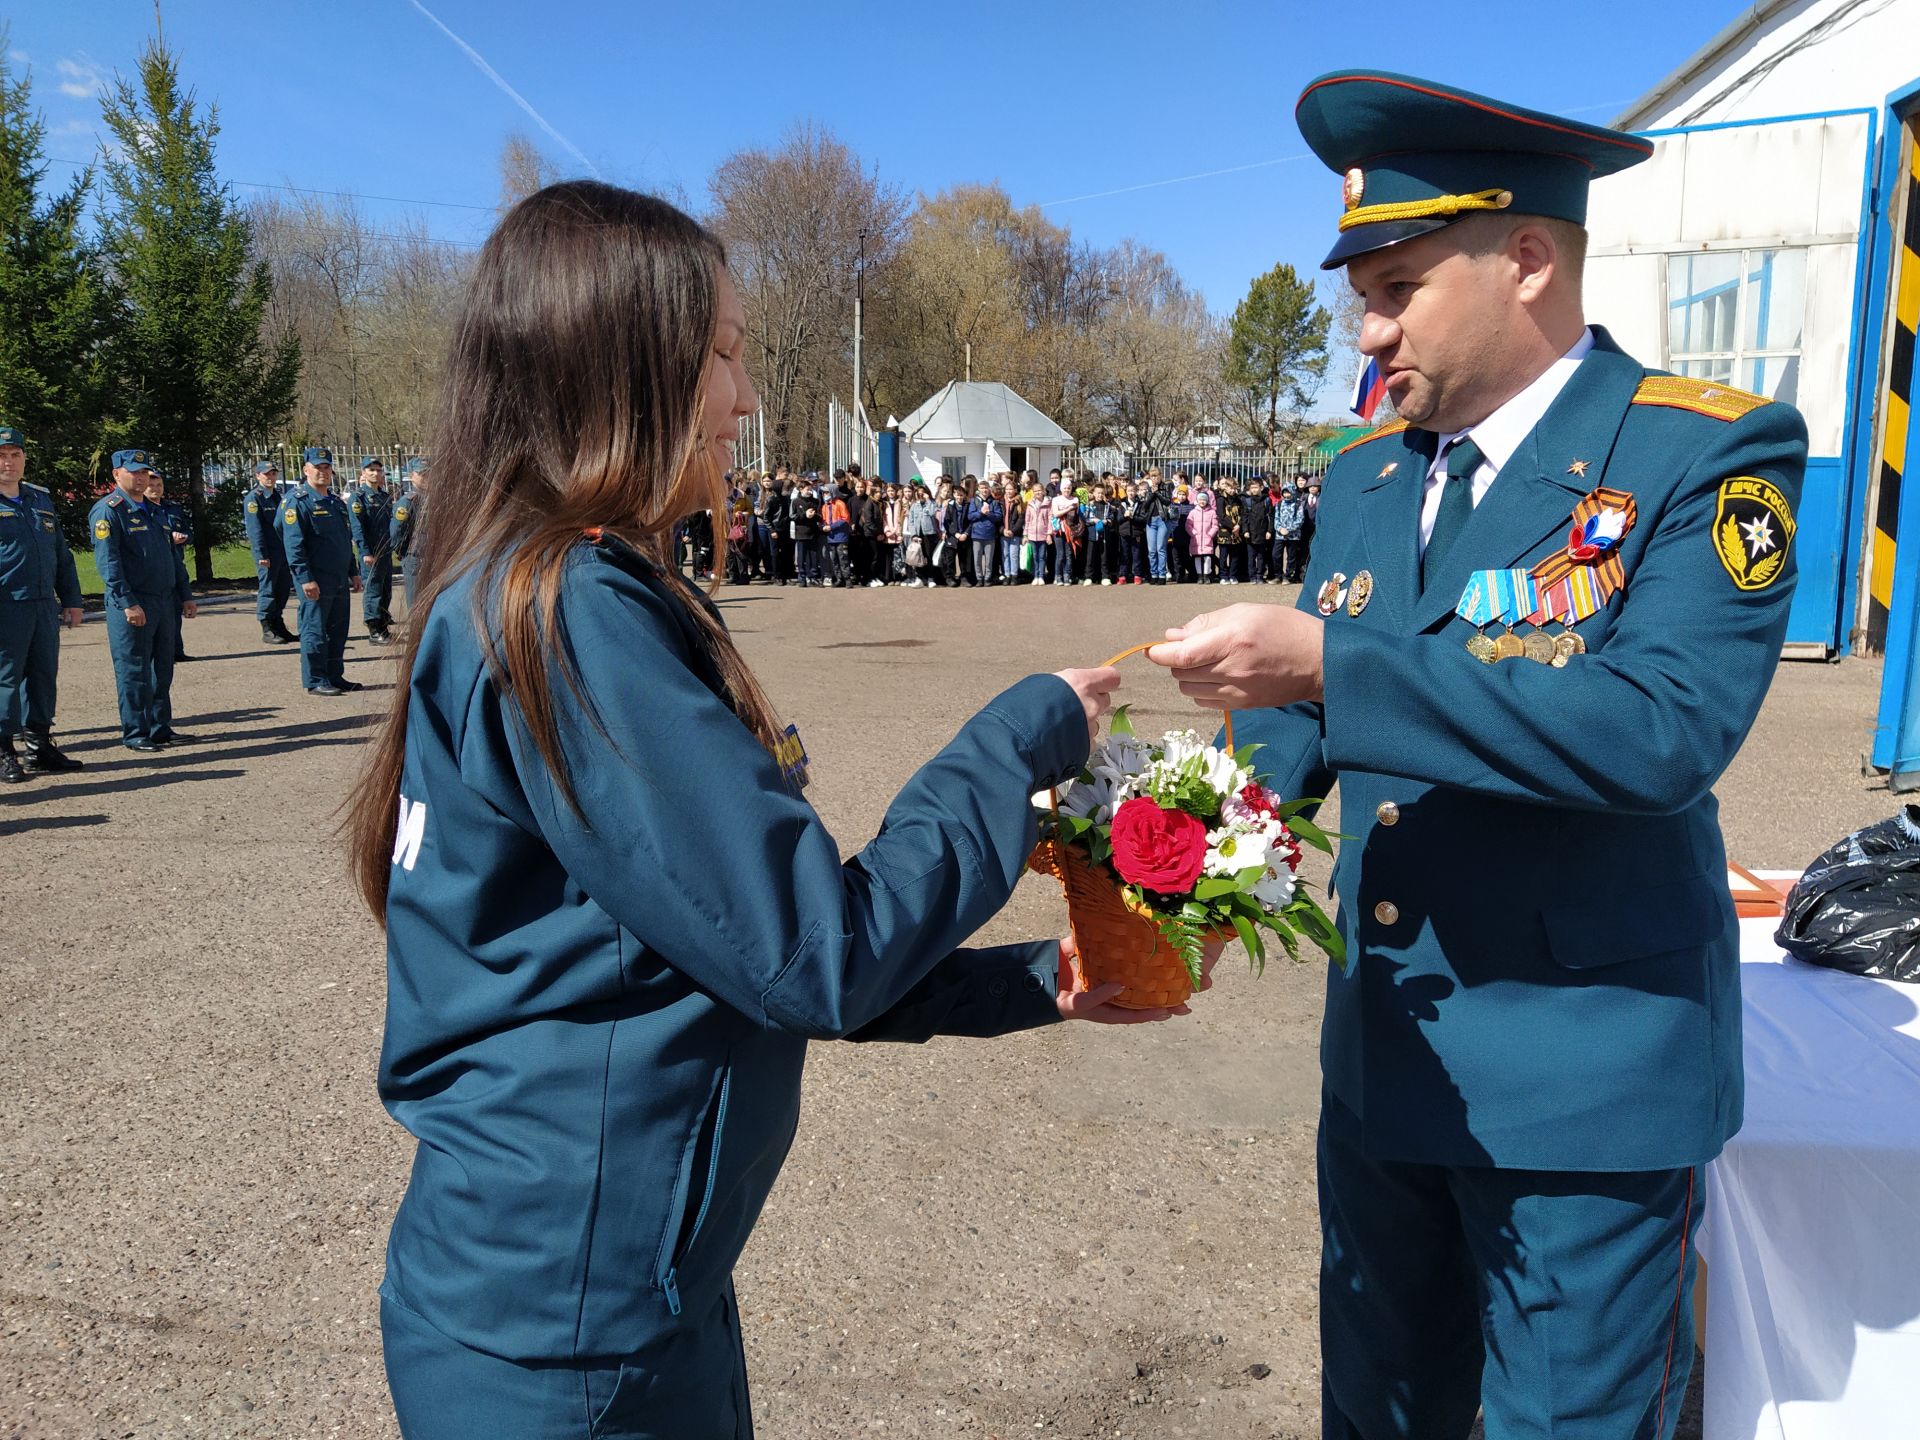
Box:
[393,794,428,872]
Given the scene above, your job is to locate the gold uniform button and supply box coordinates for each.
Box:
[1376,801,1400,826]
[1374,901,1400,926]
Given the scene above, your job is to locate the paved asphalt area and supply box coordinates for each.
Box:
[0,579,1896,1439]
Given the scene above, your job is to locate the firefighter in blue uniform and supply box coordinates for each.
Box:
[89,449,196,751]
[145,469,195,663]
[1150,73,1809,1440]
[0,425,84,781]
[283,446,363,696]
[244,459,296,644]
[390,457,428,609]
[350,456,397,645]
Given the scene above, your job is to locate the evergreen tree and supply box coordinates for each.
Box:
[1223,263,1331,448]
[0,35,110,549]
[98,39,298,576]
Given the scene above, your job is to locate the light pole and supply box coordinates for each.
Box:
[852,227,867,428]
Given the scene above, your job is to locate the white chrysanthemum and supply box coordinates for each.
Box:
[1057,773,1120,825]
[1252,863,1298,910]
[1151,730,1247,799]
[1203,825,1272,879]
[1091,731,1152,781]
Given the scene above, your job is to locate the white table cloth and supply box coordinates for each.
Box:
[1701,912,1920,1439]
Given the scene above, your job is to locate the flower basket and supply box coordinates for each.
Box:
[1029,644,1345,1011]
[1028,837,1230,1009]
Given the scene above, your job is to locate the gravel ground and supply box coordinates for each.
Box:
[0,579,1898,1440]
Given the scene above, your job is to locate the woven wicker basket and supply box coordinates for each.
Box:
[1029,835,1236,1010]
[1030,644,1239,1011]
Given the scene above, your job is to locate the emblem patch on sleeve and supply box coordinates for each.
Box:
[93,518,110,540]
[284,506,298,525]
[1713,476,1794,591]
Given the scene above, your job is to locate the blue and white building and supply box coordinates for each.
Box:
[1585,0,1920,786]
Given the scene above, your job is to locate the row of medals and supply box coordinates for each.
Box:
[1325,569,1588,668]
[1466,625,1586,668]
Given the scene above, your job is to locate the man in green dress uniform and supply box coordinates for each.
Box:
[1151,72,1806,1439]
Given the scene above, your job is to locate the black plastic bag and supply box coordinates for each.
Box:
[1775,806,1920,982]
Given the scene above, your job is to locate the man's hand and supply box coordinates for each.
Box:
[302,581,320,600]
[182,601,197,621]
[258,559,270,570]
[124,604,146,627]
[62,607,82,629]
[1146,604,1326,710]
[170,531,187,545]
[350,575,363,594]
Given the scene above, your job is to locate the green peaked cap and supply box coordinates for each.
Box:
[1295,71,1653,269]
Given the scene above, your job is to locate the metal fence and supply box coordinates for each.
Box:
[201,444,430,495]
[1064,446,1334,483]
[825,397,878,478]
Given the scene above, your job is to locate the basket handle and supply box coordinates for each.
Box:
[1048,643,1236,819]
[1095,642,1235,754]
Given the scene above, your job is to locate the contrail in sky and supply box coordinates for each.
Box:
[404,0,599,177]
[1041,154,1313,209]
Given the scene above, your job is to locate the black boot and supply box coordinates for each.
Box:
[0,738,27,784]
[23,729,83,773]
[262,621,281,643]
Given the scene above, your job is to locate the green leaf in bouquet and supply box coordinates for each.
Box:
[1290,899,1348,972]
[1232,743,1263,769]
[1054,814,1094,844]
[1233,864,1267,889]
[1286,815,1338,854]
[1109,705,1134,738]
[1193,876,1238,901]
[1153,911,1208,990]
[1230,911,1266,976]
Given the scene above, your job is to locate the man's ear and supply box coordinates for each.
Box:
[1510,223,1559,304]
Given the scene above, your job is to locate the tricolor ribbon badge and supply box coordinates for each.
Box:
[1566,505,1629,563]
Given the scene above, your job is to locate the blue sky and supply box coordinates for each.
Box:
[24,1,1731,414]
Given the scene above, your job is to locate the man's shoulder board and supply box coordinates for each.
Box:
[22,480,47,493]
[1632,374,1770,422]
[105,491,124,508]
[1337,418,1411,456]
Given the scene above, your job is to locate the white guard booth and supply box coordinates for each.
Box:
[894,381,1072,486]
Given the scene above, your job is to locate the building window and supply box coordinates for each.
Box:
[940,455,967,480]
[1666,248,1806,406]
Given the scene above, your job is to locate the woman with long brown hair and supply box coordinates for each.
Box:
[344,181,1158,1439]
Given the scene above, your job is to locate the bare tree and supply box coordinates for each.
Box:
[1091,240,1215,454]
[252,195,470,444]
[498,133,563,213]
[707,123,906,465]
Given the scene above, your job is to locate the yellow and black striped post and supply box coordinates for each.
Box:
[1869,132,1920,652]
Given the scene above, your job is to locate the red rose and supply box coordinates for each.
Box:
[1108,797,1208,894]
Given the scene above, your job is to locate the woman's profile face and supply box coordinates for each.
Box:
[702,265,759,479]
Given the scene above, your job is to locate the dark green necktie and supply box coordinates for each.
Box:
[1422,436,1483,589]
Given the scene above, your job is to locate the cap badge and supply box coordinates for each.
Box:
[1342,167,1365,211]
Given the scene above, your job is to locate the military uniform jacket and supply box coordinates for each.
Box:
[156,497,192,546]
[379,536,1086,1363]
[89,490,190,608]
[390,490,422,560]
[281,487,356,589]
[350,487,394,562]
[1241,329,1807,1173]
[243,485,285,564]
[0,483,81,606]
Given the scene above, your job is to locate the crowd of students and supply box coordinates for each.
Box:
[679,463,1325,589]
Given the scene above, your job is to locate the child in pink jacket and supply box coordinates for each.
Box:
[1186,488,1219,583]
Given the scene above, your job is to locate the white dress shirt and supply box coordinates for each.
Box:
[1419,328,1596,551]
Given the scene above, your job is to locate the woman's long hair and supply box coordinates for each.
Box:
[345,180,784,921]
